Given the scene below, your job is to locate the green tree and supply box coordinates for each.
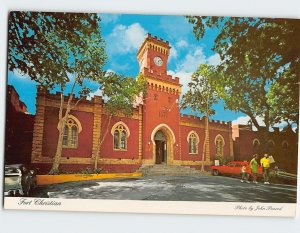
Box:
[93,73,147,169]
[186,16,299,136]
[8,12,107,173]
[181,64,219,171]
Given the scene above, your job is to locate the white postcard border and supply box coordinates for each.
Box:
[4,197,296,217]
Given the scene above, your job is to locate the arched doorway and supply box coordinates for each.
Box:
[154,131,167,164]
[151,124,176,165]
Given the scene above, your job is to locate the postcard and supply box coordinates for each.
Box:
[4,11,299,217]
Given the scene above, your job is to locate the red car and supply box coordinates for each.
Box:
[210,161,263,177]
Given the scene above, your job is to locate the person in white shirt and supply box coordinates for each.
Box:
[240,165,250,183]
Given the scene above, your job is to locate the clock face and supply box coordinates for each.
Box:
[154,56,163,66]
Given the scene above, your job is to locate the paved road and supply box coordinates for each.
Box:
[31,176,297,203]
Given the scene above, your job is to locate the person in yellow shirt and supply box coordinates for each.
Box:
[260,153,271,184]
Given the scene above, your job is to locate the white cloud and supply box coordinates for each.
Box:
[87,89,103,100]
[176,40,188,48]
[207,53,221,66]
[232,116,265,131]
[176,47,206,73]
[168,70,193,96]
[105,69,116,75]
[231,115,294,132]
[87,89,110,103]
[167,46,214,96]
[167,42,223,97]
[12,69,31,80]
[169,44,178,60]
[272,120,297,132]
[106,23,147,55]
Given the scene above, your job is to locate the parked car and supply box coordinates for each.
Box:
[4,164,37,196]
[210,161,263,177]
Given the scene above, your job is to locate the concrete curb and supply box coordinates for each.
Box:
[37,173,142,185]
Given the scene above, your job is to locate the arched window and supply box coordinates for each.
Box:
[253,139,260,151]
[111,122,130,150]
[187,132,199,154]
[62,117,80,148]
[282,141,288,150]
[267,140,275,150]
[215,135,225,157]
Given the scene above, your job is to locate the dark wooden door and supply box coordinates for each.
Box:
[155,140,164,164]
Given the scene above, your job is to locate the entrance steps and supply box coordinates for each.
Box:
[136,164,205,176]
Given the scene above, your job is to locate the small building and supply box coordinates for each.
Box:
[232,124,298,173]
[5,85,34,164]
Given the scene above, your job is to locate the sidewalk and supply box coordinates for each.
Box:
[37,172,142,185]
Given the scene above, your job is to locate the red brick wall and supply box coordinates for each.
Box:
[5,85,34,164]
[209,129,231,160]
[180,125,205,161]
[142,85,181,160]
[180,115,232,162]
[233,125,298,173]
[42,107,94,158]
[100,114,139,159]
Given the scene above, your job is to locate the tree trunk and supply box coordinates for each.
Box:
[201,131,206,171]
[201,112,210,172]
[49,80,77,174]
[94,115,112,170]
[49,120,65,174]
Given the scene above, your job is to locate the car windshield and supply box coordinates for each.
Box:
[5,167,20,174]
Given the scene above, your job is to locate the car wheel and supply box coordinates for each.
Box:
[213,170,219,176]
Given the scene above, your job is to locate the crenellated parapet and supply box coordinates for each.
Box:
[180,114,231,131]
[180,114,203,124]
[137,33,171,60]
[144,69,181,96]
[142,67,180,85]
[37,87,103,105]
[36,87,140,118]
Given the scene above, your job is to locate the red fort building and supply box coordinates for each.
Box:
[30,34,235,173]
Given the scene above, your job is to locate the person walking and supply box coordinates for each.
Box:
[240,164,250,183]
[260,153,271,184]
[250,154,258,184]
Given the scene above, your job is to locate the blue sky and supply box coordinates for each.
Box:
[8,13,248,124]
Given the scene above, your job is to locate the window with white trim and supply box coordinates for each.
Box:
[113,124,128,150]
[189,133,198,154]
[215,135,225,156]
[62,118,79,148]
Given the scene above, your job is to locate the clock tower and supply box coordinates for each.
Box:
[137,34,181,165]
[137,33,171,74]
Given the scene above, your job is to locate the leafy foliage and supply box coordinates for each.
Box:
[181,64,219,171]
[100,72,148,117]
[8,12,107,90]
[186,16,299,131]
[8,12,109,174]
[93,73,147,170]
[181,64,219,116]
[8,12,148,173]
